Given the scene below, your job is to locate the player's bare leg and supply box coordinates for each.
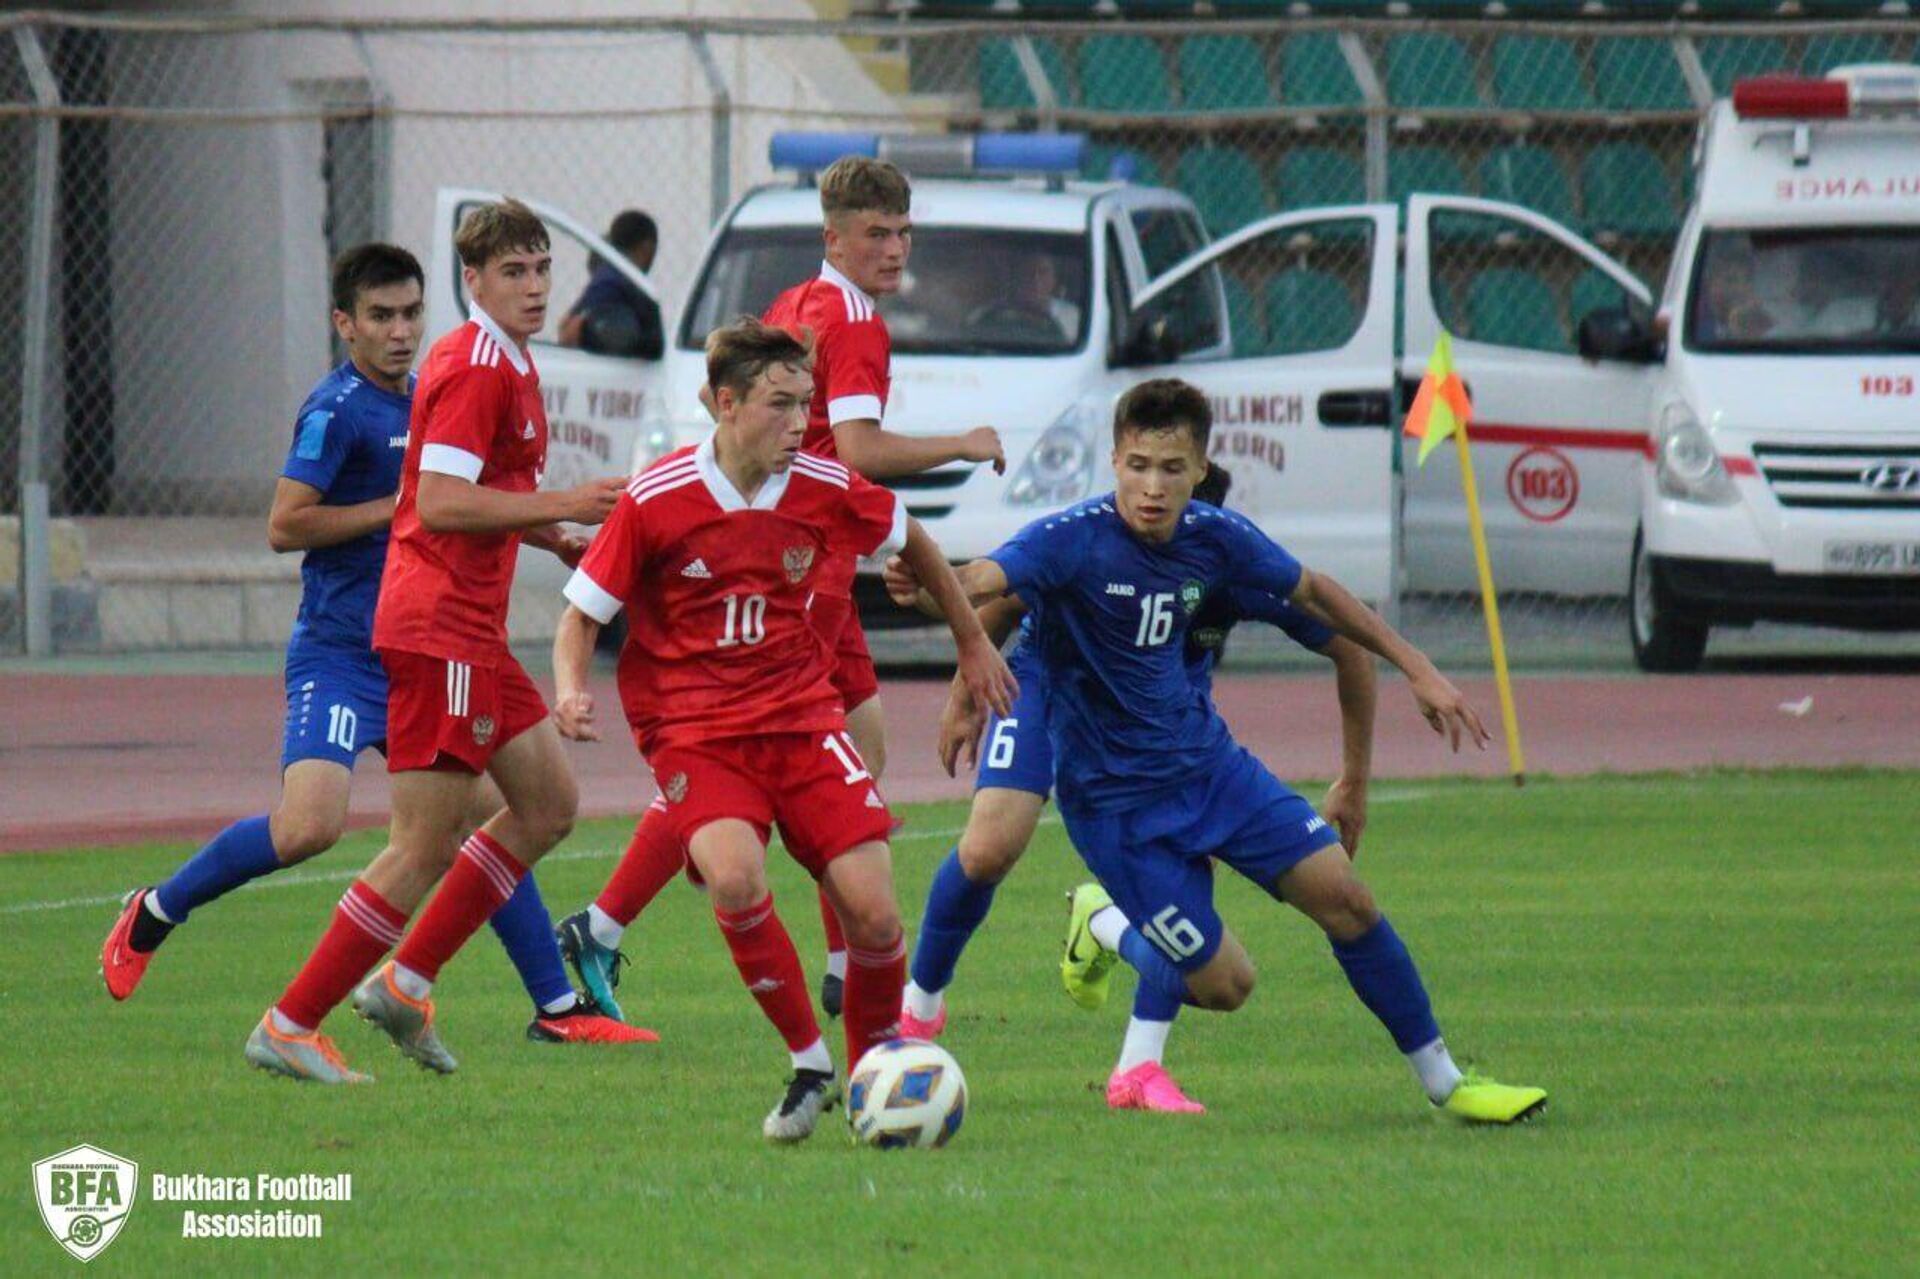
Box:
[901,786,1044,1037]
[689,819,838,1141]
[818,841,906,1070]
[817,692,888,1018]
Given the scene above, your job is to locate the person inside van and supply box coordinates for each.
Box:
[1782,246,1874,340]
[558,209,663,358]
[1701,245,1776,341]
[1875,253,1920,335]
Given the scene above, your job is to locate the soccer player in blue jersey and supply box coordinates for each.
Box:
[886,378,1546,1123]
[100,244,648,1048]
[893,465,1379,1111]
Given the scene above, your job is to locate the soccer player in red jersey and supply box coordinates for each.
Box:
[551,318,1014,1140]
[561,157,1004,1016]
[245,200,629,1083]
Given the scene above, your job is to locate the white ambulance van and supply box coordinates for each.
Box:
[1583,66,1920,670]
[429,133,1651,635]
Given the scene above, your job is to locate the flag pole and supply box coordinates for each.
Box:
[1449,425,1526,786]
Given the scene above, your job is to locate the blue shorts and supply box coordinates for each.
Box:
[1061,746,1340,972]
[282,645,388,770]
[974,644,1052,799]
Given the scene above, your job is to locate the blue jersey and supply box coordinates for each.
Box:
[280,361,411,655]
[1185,586,1334,697]
[991,496,1303,813]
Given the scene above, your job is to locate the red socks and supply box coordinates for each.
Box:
[818,887,846,956]
[393,832,526,984]
[276,880,407,1030]
[714,895,821,1055]
[595,804,684,927]
[844,934,906,1070]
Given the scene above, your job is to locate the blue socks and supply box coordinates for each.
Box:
[153,815,281,923]
[1131,970,1183,1023]
[1118,928,1190,1008]
[486,873,577,1013]
[1330,916,1442,1054]
[908,848,1000,995]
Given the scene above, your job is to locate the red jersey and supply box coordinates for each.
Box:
[374,309,548,664]
[761,260,891,461]
[563,438,907,756]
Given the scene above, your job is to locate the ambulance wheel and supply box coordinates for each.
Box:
[1630,529,1707,673]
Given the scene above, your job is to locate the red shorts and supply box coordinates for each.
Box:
[646,730,894,879]
[809,594,880,710]
[381,649,548,774]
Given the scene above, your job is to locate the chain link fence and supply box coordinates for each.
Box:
[4,12,1916,668]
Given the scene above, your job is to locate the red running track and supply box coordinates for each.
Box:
[2,669,1916,853]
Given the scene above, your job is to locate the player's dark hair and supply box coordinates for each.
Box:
[1194,461,1232,508]
[607,209,657,253]
[1113,378,1213,454]
[706,316,815,400]
[330,242,424,316]
[454,198,550,270]
[819,156,911,220]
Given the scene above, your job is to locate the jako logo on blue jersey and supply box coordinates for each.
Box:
[1104,582,1136,597]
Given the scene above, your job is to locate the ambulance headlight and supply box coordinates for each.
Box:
[1006,403,1100,506]
[1655,404,1737,505]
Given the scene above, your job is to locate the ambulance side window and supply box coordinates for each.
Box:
[1425,208,1634,357]
[1132,208,1222,358]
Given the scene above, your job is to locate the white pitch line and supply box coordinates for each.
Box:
[1,788,1447,918]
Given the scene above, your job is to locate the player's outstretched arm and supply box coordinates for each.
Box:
[832,417,1006,482]
[897,520,1017,718]
[884,553,1010,612]
[1317,635,1378,855]
[266,478,395,553]
[417,472,625,536]
[524,522,590,568]
[550,605,602,742]
[1291,567,1489,753]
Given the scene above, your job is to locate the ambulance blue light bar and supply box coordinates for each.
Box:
[769,132,1085,177]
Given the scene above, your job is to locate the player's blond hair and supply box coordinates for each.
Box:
[706,317,815,400]
[454,198,550,270]
[818,156,911,220]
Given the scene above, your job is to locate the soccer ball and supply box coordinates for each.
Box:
[847,1039,967,1150]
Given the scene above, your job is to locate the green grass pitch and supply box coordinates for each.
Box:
[4,771,1917,1275]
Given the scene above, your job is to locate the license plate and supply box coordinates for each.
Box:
[1824,541,1920,575]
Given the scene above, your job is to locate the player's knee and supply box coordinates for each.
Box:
[515,788,578,852]
[1321,877,1379,941]
[273,814,342,864]
[1189,958,1254,1012]
[703,863,769,914]
[836,896,902,951]
[955,829,1021,883]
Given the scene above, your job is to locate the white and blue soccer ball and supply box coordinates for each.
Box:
[848,1039,967,1150]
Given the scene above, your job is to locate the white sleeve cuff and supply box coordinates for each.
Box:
[827,394,883,426]
[420,443,485,482]
[874,493,909,559]
[563,569,624,624]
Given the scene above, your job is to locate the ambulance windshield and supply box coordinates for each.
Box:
[1687,227,1920,354]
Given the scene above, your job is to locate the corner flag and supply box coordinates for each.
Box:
[1399,329,1527,785]
[1403,330,1474,467]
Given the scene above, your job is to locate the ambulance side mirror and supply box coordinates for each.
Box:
[1577,306,1661,365]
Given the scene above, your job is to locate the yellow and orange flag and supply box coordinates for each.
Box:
[1403,330,1474,466]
